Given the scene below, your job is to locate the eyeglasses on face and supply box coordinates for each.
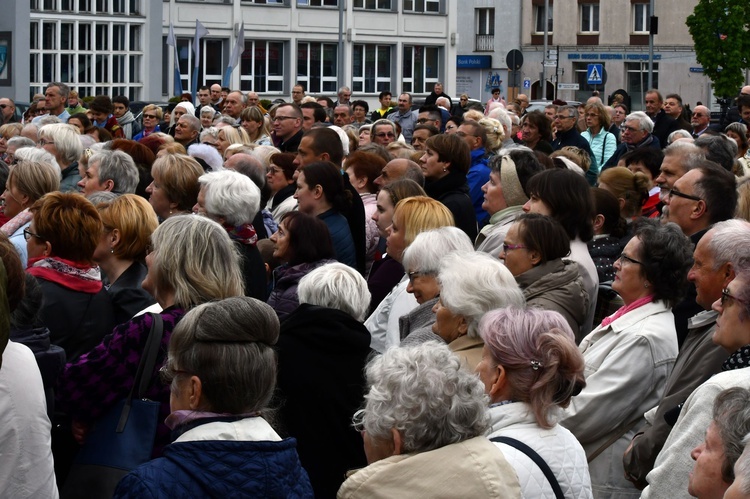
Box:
[143,114,158,120]
[37,139,55,146]
[407,270,435,284]
[375,132,395,138]
[721,288,747,308]
[502,243,527,253]
[272,116,297,123]
[23,228,45,241]
[617,253,644,266]
[554,115,574,121]
[620,125,639,133]
[667,188,702,202]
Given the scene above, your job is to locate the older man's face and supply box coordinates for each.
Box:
[665,169,703,235]
[247,92,259,107]
[333,105,352,127]
[692,107,711,130]
[175,116,198,143]
[0,98,14,122]
[223,92,245,118]
[645,93,662,116]
[210,85,222,102]
[621,119,648,145]
[397,94,410,113]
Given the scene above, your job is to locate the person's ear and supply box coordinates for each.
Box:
[593,213,606,233]
[489,364,507,398]
[692,199,707,220]
[528,250,542,266]
[187,376,203,410]
[457,315,469,336]
[103,179,115,192]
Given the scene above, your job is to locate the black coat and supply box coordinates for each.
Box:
[275,304,373,499]
[235,240,269,301]
[107,261,155,326]
[650,110,680,149]
[424,171,478,241]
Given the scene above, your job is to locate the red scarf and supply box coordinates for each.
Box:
[223,222,258,246]
[27,256,103,293]
[600,295,654,327]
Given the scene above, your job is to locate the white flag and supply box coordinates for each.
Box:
[193,20,209,69]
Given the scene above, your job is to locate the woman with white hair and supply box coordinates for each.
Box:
[37,123,82,192]
[194,169,267,301]
[431,250,525,370]
[399,227,473,346]
[339,342,521,497]
[276,263,374,498]
[0,148,60,267]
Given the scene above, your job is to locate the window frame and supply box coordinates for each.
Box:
[533,4,553,34]
[353,0,393,10]
[402,45,441,95]
[239,39,286,93]
[403,0,442,15]
[579,4,599,34]
[297,41,339,94]
[352,44,393,94]
[633,3,649,34]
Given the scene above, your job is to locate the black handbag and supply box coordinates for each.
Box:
[61,313,164,499]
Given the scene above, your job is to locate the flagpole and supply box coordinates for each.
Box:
[166,22,183,97]
[192,20,209,103]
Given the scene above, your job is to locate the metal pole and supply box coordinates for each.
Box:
[541,0,549,99]
[338,0,344,90]
[647,0,654,90]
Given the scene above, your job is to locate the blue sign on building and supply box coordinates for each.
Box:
[587,64,603,85]
[457,55,492,69]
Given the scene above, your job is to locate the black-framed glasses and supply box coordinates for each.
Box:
[618,253,644,266]
[554,114,575,121]
[407,270,435,284]
[159,364,191,385]
[455,131,476,138]
[143,114,158,120]
[272,116,297,123]
[23,228,44,241]
[416,118,431,124]
[668,188,702,202]
[37,138,55,146]
[721,288,747,308]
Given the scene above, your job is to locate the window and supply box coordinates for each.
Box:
[354,0,392,9]
[244,0,285,3]
[297,0,338,6]
[580,4,599,33]
[402,45,440,94]
[404,0,441,14]
[297,42,338,94]
[626,62,658,111]
[534,4,553,33]
[175,38,226,94]
[475,8,494,51]
[633,4,648,33]
[240,40,285,93]
[353,44,392,94]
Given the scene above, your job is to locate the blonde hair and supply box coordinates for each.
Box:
[393,196,455,247]
[478,117,505,152]
[150,154,203,212]
[599,166,650,219]
[142,104,163,120]
[150,215,244,309]
[97,194,159,260]
[8,149,60,202]
[552,147,591,173]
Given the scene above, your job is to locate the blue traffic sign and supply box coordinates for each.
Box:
[523,78,531,89]
[587,63,603,85]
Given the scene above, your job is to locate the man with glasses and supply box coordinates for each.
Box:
[291,84,305,106]
[0,98,16,124]
[624,220,748,490]
[272,103,304,153]
[387,93,418,143]
[416,105,443,132]
[604,111,660,169]
[551,105,597,178]
[691,105,713,138]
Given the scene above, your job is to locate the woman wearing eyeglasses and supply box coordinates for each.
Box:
[559,219,693,498]
[500,214,589,337]
[134,104,163,142]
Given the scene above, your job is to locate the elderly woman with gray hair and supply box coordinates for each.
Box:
[37,123,83,192]
[429,250,525,370]
[194,169,267,301]
[399,227,474,345]
[276,263,374,498]
[113,297,313,498]
[475,148,545,258]
[339,341,521,497]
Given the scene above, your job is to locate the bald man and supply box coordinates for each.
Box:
[690,105,712,138]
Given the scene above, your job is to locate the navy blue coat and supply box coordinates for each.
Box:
[114,435,313,498]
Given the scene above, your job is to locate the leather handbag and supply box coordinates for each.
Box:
[61,313,164,499]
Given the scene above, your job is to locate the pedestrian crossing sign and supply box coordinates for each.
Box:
[587,64,603,85]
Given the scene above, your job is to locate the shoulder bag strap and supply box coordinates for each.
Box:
[116,313,164,432]
[490,436,564,499]
[585,414,642,463]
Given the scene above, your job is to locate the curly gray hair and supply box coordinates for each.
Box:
[358,342,488,454]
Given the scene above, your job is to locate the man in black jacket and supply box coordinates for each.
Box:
[645,90,679,148]
[551,105,598,183]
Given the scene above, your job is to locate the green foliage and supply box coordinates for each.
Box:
[687,0,750,98]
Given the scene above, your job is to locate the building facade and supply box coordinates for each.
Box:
[1,0,458,109]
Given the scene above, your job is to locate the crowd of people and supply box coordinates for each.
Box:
[1,79,750,498]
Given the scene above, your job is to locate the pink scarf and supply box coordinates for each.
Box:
[1,209,33,237]
[600,295,654,327]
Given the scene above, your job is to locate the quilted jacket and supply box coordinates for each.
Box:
[487,403,593,499]
[114,417,313,498]
[267,259,336,321]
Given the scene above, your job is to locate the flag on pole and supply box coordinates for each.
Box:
[191,20,210,102]
[223,22,245,87]
[166,22,183,97]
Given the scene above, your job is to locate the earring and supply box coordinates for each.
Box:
[110,247,114,254]
[644,282,649,288]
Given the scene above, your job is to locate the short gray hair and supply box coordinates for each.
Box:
[150,215,244,309]
[298,262,371,321]
[402,227,473,275]
[9,148,61,200]
[667,129,693,144]
[438,250,525,338]
[695,133,738,171]
[488,107,512,136]
[38,123,82,166]
[200,127,219,143]
[179,114,202,133]
[48,82,70,100]
[199,106,216,118]
[198,169,260,226]
[224,153,266,190]
[167,296,279,414]
[708,219,750,272]
[358,342,488,454]
[372,119,397,137]
[625,111,654,133]
[88,150,139,194]
[558,105,579,120]
[664,141,705,173]
[713,387,750,483]
[7,136,35,150]
[213,115,238,127]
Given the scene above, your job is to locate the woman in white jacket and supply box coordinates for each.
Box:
[477,307,593,499]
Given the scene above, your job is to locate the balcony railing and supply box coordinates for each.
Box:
[475,34,494,52]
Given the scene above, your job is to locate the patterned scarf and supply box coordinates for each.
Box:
[723,345,750,371]
[600,295,654,327]
[1,209,33,237]
[26,256,103,293]
[224,222,258,246]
